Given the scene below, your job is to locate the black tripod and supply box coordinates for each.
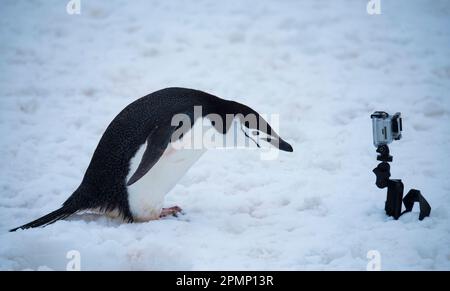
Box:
[373,145,431,220]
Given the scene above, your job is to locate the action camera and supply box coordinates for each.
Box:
[371,111,402,148]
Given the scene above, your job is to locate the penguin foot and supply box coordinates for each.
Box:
[160,206,183,218]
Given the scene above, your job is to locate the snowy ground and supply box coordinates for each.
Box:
[0,0,449,270]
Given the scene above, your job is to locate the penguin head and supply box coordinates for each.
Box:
[216,100,294,152]
[239,116,294,152]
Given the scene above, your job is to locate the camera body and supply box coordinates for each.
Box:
[371,111,402,148]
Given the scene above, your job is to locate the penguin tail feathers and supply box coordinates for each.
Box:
[9,205,77,232]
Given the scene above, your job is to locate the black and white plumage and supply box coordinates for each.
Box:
[10,87,293,231]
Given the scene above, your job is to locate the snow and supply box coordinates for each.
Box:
[1,0,449,270]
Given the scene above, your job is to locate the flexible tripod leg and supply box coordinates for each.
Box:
[373,145,431,220]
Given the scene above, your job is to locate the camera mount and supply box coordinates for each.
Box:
[376,144,392,162]
[373,144,431,220]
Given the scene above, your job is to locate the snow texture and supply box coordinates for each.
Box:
[0,0,449,270]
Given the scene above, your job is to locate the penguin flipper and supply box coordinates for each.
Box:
[126,125,175,186]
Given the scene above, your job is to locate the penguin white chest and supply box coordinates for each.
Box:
[126,139,205,221]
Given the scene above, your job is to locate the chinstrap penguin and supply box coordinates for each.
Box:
[10,87,293,231]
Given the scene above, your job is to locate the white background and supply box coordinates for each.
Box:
[0,0,449,270]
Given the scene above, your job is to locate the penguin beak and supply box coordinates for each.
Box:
[279,138,294,152]
[277,138,293,152]
[262,137,293,152]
